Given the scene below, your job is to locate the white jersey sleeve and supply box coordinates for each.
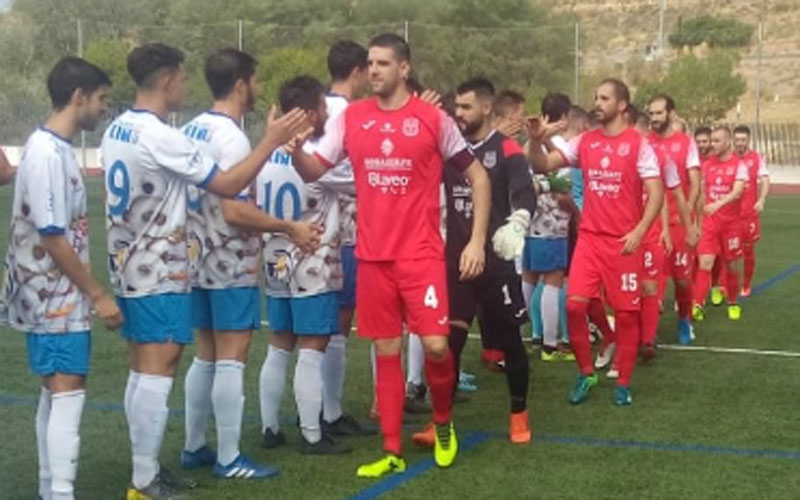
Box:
[26,146,68,233]
[144,124,218,187]
[757,153,769,177]
[637,140,661,179]
[662,156,682,190]
[736,161,749,182]
[556,134,582,167]
[314,110,347,167]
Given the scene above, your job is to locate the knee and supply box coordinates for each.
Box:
[422,337,450,360]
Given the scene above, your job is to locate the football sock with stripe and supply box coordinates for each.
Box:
[213,360,245,466]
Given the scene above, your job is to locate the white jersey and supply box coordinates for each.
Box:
[182,111,261,290]
[0,128,91,333]
[101,109,218,298]
[324,93,357,246]
[256,146,353,298]
[529,136,572,239]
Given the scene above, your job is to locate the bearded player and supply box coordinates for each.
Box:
[528,78,663,406]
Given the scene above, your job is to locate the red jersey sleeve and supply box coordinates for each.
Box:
[437,110,474,172]
[313,110,346,168]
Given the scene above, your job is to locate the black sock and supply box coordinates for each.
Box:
[503,334,529,413]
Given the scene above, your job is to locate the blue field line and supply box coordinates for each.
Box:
[344,431,491,500]
[743,261,800,300]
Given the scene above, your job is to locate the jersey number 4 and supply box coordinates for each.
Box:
[424,285,439,309]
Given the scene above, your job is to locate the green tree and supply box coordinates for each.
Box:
[84,37,135,110]
[668,15,754,49]
[634,51,746,123]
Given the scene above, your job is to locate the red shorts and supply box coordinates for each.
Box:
[742,215,761,244]
[356,259,449,339]
[667,224,693,280]
[698,218,743,261]
[641,239,665,283]
[567,232,643,312]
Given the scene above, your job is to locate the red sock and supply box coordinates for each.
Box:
[675,282,692,320]
[375,354,404,455]
[424,350,455,425]
[640,295,660,346]
[566,299,594,375]
[693,268,712,306]
[587,298,615,347]
[615,311,640,386]
[743,246,756,290]
[726,268,740,304]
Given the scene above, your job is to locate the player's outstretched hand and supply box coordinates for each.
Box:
[619,227,645,255]
[497,117,524,139]
[459,238,485,281]
[93,292,123,330]
[418,89,442,107]
[285,127,316,156]
[265,106,308,148]
[289,220,323,254]
[492,209,530,261]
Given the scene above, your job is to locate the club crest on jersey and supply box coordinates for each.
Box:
[380,122,396,134]
[402,118,420,137]
[600,156,611,169]
[616,143,631,157]
[381,138,395,157]
[482,151,497,169]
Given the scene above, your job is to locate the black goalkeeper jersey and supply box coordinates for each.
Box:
[444,130,537,270]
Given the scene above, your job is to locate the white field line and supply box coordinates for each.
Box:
[259,321,800,358]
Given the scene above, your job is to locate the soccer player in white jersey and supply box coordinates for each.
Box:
[318,40,376,438]
[0,57,122,500]
[257,75,354,455]
[179,49,322,480]
[100,43,307,500]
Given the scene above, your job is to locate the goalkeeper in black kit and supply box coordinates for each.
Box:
[412,77,537,447]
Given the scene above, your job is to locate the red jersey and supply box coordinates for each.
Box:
[737,150,768,219]
[314,95,473,261]
[648,131,700,226]
[701,154,749,225]
[557,127,660,238]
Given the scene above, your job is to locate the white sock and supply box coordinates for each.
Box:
[36,387,52,500]
[212,360,245,466]
[322,334,347,423]
[129,374,173,490]
[124,371,140,422]
[522,280,535,312]
[542,284,561,349]
[48,390,85,499]
[183,358,215,452]
[294,348,324,444]
[407,333,424,386]
[259,346,290,434]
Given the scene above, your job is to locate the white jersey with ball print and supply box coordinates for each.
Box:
[101,109,218,298]
[0,128,91,333]
[182,111,261,290]
[324,93,358,246]
[256,145,354,298]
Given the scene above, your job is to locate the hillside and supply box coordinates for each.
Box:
[541,0,800,122]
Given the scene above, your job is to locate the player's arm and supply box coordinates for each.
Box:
[754,155,770,213]
[672,186,698,247]
[622,178,664,254]
[704,180,745,215]
[461,160,491,280]
[685,139,702,211]
[0,148,14,185]
[658,196,672,254]
[291,110,349,183]
[40,235,122,329]
[525,117,571,173]
[220,199,321,253]
[205,107,308,197]
[492,141,537,261]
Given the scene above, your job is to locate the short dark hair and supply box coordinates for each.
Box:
[328,40,368,81]
[694,125,712,137]
[369,33,410,62]
[406,73,425,95]
[204,48,257,100]
[733,124,751,136]
[626,103,641,126]
[493,89,525,118]
[599,77,630,108]
[649,93,676,113]
[279,75,326,113]
[127,43,185,88]
[568,104,589,122]
[541,92,571,122]
[46,56,111,109]
[456,77,495,100]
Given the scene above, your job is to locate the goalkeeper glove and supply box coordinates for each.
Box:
[492,209,531,261]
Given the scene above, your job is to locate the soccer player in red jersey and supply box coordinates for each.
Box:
[692,126,748,322]
[289,33,491,478]
[695,126,727,304]
[646,95,701,347]
[528,78,664,406]
[733,125,770,297]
